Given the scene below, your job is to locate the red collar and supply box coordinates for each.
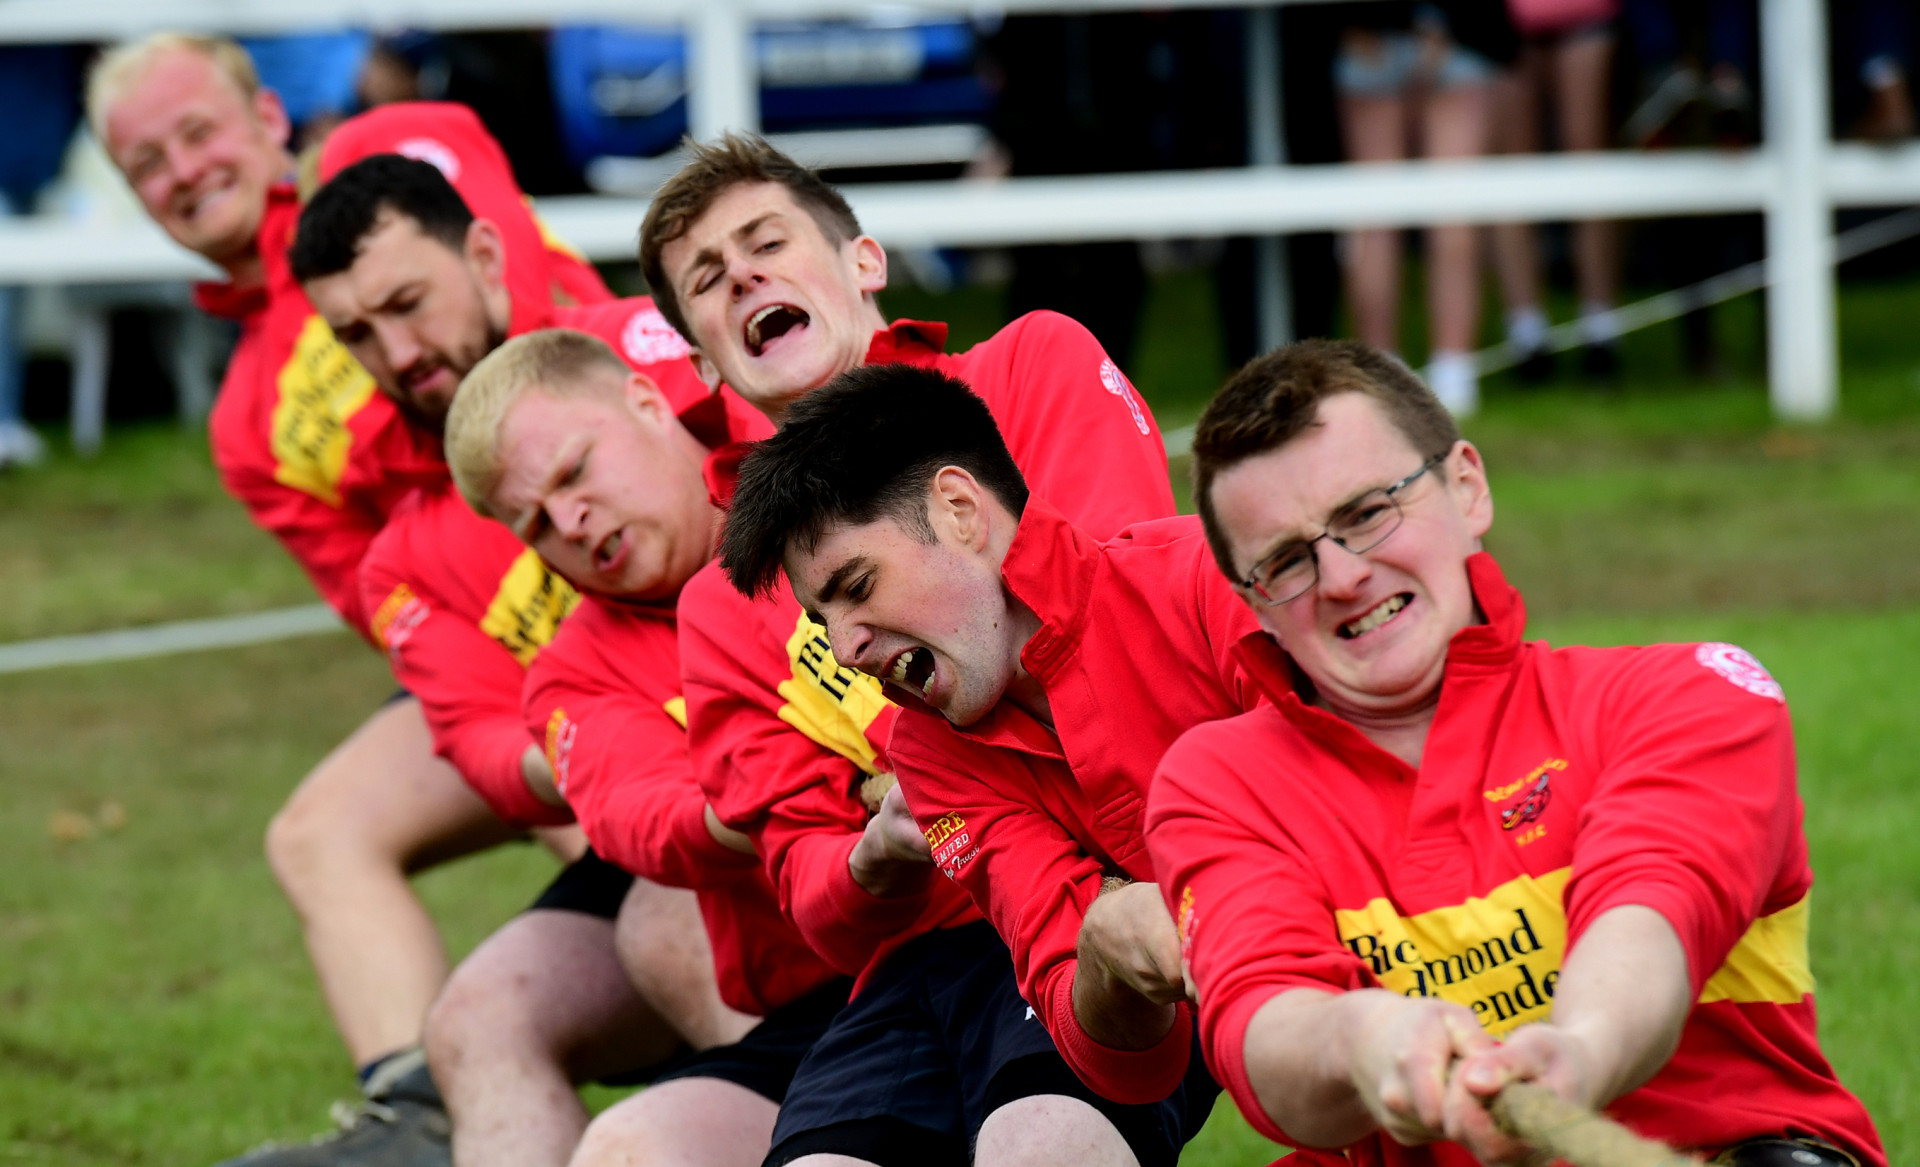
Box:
[191,183,300,320]
[998,497,1102,684]
[864,319,948,366]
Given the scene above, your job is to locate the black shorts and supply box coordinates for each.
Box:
[764,921,1218,1167]
[527,848,634,920]
[638,976,854,1102]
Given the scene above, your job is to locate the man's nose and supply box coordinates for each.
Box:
[826,616,873,671]
[163,138,206,191]
[376,320,422,374]
[1314,539,1373,599]
[725,254,766,298]
[552,493,591,541]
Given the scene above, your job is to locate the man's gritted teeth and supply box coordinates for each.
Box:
[1337,593,1412,640]
[743,303,810,357]
[883,645,937,699]
[176,176,234,223]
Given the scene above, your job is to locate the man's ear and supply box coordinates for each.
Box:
[930,466,990,551]
[253,86,293,148]
[851,235,888,296]
[622,371,668,420]
[688,348,725,391]
[466,218,509,293]
[1449,440,1495,540]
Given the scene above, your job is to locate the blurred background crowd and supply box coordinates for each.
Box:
[0,0,1915,466]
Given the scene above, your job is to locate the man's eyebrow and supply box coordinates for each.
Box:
[681,212,780,291]
[1246,481,1388,566]
[814,556,869,607]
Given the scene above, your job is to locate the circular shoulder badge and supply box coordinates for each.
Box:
[622,306,692,366]
[395,137,462,182]
[1694,642,1785,703]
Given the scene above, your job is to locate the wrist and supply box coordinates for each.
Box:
[1071,958,1177,1051]
[848,832,932,898]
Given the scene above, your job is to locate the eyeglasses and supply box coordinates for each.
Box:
[1238,452,1449,606]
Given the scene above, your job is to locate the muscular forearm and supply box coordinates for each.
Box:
[1244,988,1404,1148]
[1549,905,1692,1107]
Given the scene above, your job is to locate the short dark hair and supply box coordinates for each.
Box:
[290,154,475,283]
[639,133,863,343]
[720,364,1029,598]
[1192,339,1461,577]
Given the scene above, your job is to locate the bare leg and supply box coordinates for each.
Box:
[1555,33,1621,311]
[1339,83,1410,351]
[1421,81,1492,357]
[615,880,758,1051]
[424,897,689,1167]
[974,1094,1140,1167]
[265,697,519,1065]
[570,1079,779,1167]
[1487,53,1546,321]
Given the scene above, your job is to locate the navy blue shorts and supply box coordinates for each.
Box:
[764,921,1218,1167]
[526,848,633,920]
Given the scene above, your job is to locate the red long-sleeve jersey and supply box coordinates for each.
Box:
[524,587,841,1017]
[883,502,1262,1103]
[354,294,715,818]
[1146,554,1885,1167]
[683,313,1177,990]
[360,484,577,825]
[202,103,609,636]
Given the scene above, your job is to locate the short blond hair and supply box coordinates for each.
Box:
[87,33,261,143]
[445,330,635,519]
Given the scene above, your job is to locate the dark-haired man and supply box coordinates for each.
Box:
[644,134,1190,1167]
[442,329,851,1167]
[719,364,1260,1152]
[91,36,610,1160]
[295,154,754,1167]
[1145,340,1884,1167]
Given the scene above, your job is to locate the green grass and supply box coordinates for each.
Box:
[5,270,1919,1165]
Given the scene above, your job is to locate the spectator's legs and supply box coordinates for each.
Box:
[1488,47,1551,376]
[424,880,727,1167]
[1337,35,1410,352]
[1421,73,1491,412]
[1555,29,1622,371]
[265,697,520,1067]
[0,192,43,469]
[1852,0,1915,140]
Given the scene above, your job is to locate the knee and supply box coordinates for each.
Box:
[975,1095,1139,1167]
[264,784,339,892]
[569,1099,653,1167]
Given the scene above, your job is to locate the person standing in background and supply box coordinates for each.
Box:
[1488,0,1622,380]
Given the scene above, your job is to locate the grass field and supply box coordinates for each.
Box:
[3,271,1917,1166]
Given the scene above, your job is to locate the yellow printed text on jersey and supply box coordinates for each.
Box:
[480,549,581,666]
[1335,868,1814,1038]
[776,612,894,775]
[272,315,379,507]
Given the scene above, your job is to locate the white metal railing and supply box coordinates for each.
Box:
[1,0,1909,419]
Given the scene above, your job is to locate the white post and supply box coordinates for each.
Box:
[1761,0,1836,420]
[687,0,757,143]
[1247,5,1292,352]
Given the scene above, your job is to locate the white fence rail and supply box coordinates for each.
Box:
[1,0,1912,419]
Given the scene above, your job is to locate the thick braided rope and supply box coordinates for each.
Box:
[1490,1083,1703,1167]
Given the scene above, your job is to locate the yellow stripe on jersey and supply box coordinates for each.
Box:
[272,315,378,506]
[776,611,893,775]
[663,696,688,729]
[480,549,580,666]
[1335,869,1813,1037]
[1702,895,1814,1004]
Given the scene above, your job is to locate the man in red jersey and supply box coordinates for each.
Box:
[88,35,610,1163]
[295,156,764,1167]
[716,364,1258,1138]
[441,329,850,1167]
[1144,340,1884,1167]
[640,135,1185,1167]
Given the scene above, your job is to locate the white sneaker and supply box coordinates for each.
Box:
[0,420,44,468]
[1425,351,1479,417]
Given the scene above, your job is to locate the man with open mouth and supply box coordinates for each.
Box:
[719,364,1265,1153]
[90,36,615,1166]
[442,328,855,1167]
[640,135,1183,1167]
[1147,340,1883,1167]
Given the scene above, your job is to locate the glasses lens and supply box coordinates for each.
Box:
[1254,547,1318,604]
[1332,490,1403,554]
